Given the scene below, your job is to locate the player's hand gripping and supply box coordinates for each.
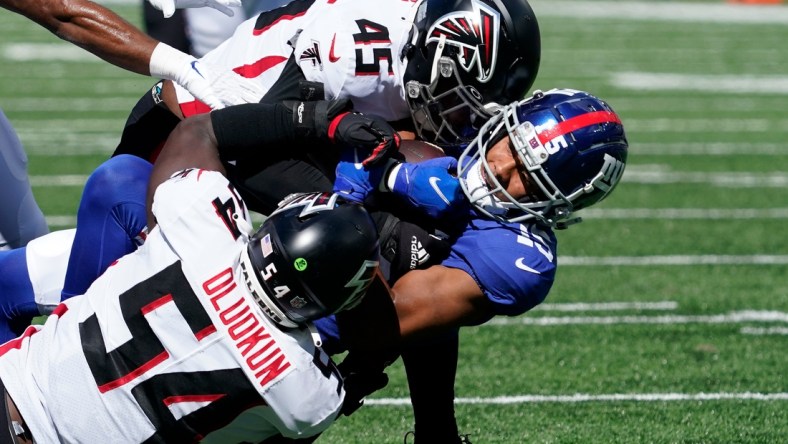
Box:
[390,158,470,219]
[147,0,242,18]
[329,112,400,167]
[336,351,393,417]
[332,160,388,204]
[333,157,469,219]
[291,99,400,167]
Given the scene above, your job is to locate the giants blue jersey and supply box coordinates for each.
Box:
[442,217,557,317]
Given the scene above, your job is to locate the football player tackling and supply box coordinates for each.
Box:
[0,164,380,442]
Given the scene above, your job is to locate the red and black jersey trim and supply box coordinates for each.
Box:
[253,0,316,36]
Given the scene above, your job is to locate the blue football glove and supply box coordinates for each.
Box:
[390,157,469,219]
[333,160,387,204]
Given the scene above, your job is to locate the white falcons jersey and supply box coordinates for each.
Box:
[0,170,344,443]
[176,0,422,121]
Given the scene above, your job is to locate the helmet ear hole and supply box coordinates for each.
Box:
[242,193,380,327]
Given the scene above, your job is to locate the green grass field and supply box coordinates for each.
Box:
[1,0,786,442]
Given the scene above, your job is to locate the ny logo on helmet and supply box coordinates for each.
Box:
[426,0,500,83]
[595,154,626,195]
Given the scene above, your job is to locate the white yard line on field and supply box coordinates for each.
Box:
[634,143,787,156]
[537,301,677,312]
[612,72,788,95]
[487,310,788,327]
[529,1,788,24]
[560,255,788,266]
[45,216,77,227]
[623,118,787,133]
[740,326,788,336]
[30,175,88,187]
[622,166,788,188]
[10,119,127,132]
[2,43,100,62]
[580,208,788,220]
[366,392,788,406]
[1,97,137,112]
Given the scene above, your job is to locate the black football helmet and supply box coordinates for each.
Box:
[403,0,541,149]
[458,89,628,228]
[240,193,380,328]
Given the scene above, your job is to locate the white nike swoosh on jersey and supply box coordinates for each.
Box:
[428,177,452,205]
[515,257,541,274]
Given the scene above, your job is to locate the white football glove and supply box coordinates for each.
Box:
[173,58,226,109]
[147,0,242,18]
[150,43,265,110]
[195,62,267,107]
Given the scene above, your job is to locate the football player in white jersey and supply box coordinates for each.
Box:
[0,150,381,442]
[113,0,541,198]
[165,0,541,134]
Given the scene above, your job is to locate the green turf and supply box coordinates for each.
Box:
[1,1,785,442]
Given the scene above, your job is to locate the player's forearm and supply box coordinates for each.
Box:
[3,0,157,75]
[391,266,494,340]
[147,114,225,227]
[51,0,157,75]
[210,103,296,157]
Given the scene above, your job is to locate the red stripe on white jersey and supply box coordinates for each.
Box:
[98,351,170,393]
[179,56,288,118]
[233,56,288,79]
[253,11,308,36]
[163,393,225,407]
[180,101,212,118]
[195,325,217,341]
[141,294,174,315]
[0,326,40,357]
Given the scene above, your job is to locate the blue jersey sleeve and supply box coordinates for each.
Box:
[441,219,557,317]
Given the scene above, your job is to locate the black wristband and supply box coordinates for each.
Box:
[291,101,320,139]
[291,99,353,139]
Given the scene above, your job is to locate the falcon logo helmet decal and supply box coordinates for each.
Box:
[425,0,500,83]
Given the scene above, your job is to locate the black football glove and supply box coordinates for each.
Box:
[336,349,397,416]
[328,112,401,167]
[339,366,389,416]
[289,99,399,167]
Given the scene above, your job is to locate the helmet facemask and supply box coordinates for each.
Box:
[458,106,573,226]
[403,0,542,149]
[459,89,628,228]
[405,37,501,148]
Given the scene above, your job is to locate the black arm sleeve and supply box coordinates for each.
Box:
[210,103,295,158]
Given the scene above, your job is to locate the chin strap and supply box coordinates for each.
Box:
[305,322,323,348]
[554,216,583,230]
[232,212,254,238]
